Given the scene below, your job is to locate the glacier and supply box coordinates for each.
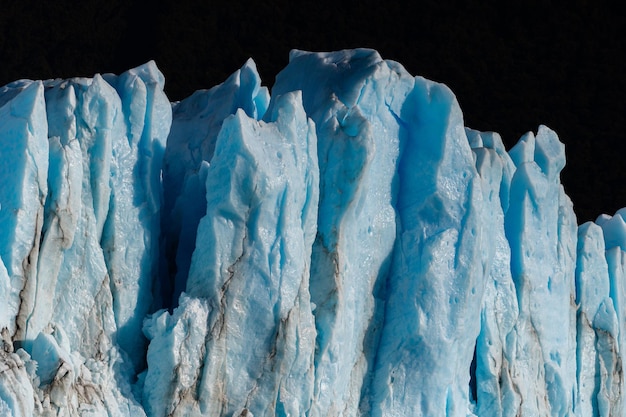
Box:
[0,48,625,417]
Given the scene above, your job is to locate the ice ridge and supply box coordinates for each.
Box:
[1,49,625,417]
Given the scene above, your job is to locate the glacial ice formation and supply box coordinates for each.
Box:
[1,49,625,417]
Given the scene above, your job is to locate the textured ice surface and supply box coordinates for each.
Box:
[0,63,170,416]
[161,59,270,307]
[101,62,171,371]
[271,50,413,417]
[1,49,626,416]
[0,81,48,339]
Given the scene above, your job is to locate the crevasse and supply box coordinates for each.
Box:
[0,49,625,417]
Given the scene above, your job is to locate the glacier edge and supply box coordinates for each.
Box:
[1,49,625,417]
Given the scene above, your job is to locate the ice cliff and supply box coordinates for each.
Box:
[0,49,624,417]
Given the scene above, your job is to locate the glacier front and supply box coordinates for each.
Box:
[0,49,624,417]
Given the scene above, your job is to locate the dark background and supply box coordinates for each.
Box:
[1,1,624,222]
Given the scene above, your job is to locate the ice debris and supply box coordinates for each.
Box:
[1,49,625,417]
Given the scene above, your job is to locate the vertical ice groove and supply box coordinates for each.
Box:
[574,222,620,417]
[596,207,626,416]
[47,74,118,360]
[36,72,150,416]
[604,246,626,415]
[371,76,485,417]
[101,61,172,371]
[23,83,82,344]
[557,184,579,417]
[0,81,48,338]
[269,49,414,417]
[467,129,519,417]
[0,74,149,416]
[78,74,114,239]
[503,126,577,417]
[144,90,318,417]
[161,59,270,308]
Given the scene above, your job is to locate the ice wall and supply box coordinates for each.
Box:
[1,49,626,417]
[0,62,170,416]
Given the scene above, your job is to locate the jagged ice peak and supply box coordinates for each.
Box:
[0,49,624,417]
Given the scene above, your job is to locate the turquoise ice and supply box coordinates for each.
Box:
[1,49,626,416]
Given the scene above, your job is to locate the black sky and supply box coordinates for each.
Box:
[1,0,624,222]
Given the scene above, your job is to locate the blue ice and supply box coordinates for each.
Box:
[1,49,626,417]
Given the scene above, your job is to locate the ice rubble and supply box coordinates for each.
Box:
[0,49,625,416]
